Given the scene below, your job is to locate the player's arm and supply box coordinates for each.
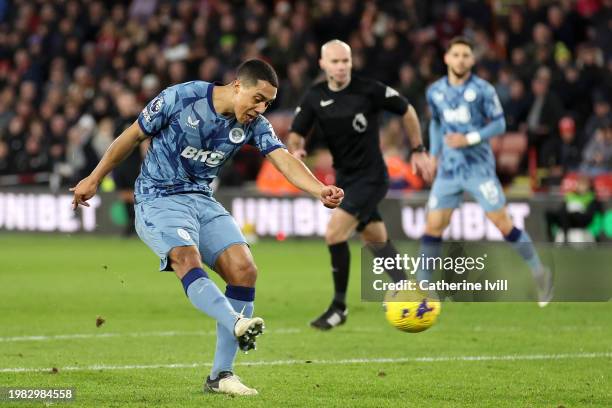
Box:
[425,86,444,158]
[445,84,506,148]
[429,118,443,158]
[377,81,433,182]
[428,117,443,171]
[288,93,315,159]
[266,148,343,208]
[445,116,506,148]
[466,116,506,143]
[401,104,434,183]
[401,104,425,151]
[71,121,147,209]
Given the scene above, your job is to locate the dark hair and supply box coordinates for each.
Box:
[237,59,279,88]
[447,36,474,52]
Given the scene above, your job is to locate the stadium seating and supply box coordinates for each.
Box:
[491,132,528,178]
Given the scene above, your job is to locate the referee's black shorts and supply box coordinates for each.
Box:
[113,150,141,190]
[113,162,140,190]
[337,173,389,232]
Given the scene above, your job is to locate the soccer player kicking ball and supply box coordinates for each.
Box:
[418,37,553,306]
[71,60,343,396]
[288,40,434,330]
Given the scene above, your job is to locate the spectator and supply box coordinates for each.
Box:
[591,0,612,58]
[526,23,555,67]
[526,74,564,163]
[371,32,405,85]
[0,87,15,132]
[69,115,99,182]
[558,64,589,120]
[312,0,340,44]
[13,133,49,174]
[546,175,603,242]
[547,4,576,51]
[576,43,605,97]
[510,47,536,85]
[0,0,607,192]
[505,6,530,55]
[494,66,513,107]
[266,25,296,78]
[47,114,67,166]
[90,117,114,160]
[504,78,530,132]
[277,61,310,111]
[6,116,26,162]
[0,139,10,174]
[583,92,612,146]
[523,0,547,29]
[112,91,143,236]
[397,64,426,119]
[581,121,612,175]
[435,2,464,49]
[541,116,582,181]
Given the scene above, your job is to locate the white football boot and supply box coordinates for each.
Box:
[234,316,265,352]
[205,371,258,396]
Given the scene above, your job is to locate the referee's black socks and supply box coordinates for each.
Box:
[328,242,350,309]
[369,240,408,283]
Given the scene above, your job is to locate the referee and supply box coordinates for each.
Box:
[288,39,433,330]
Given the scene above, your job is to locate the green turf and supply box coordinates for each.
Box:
[0,234,610,407]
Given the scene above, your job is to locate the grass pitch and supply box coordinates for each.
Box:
[0,234,610,407]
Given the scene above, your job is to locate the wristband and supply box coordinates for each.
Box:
[466,132,481,145]
[411,144,427,153]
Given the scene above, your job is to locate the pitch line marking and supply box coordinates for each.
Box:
[1,352,610,373]
[0,328,302,342]
[1,325,605,343]
[0,327,392,343]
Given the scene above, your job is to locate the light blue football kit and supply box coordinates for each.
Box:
[135,81,284,270]
[134,80,285,380]
[419,74,546,286]
[426,74,506,212]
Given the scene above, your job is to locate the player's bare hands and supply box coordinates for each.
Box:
[445,133,469,148]
[411,152,435,183]
[70,176,99,210]
[320,185,344,209]
[292,148,307,160]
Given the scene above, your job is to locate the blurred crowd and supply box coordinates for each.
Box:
[0,0,610,190]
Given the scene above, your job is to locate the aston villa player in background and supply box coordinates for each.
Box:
[418,37,553,306]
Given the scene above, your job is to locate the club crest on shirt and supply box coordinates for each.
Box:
[464,88,477,102]
[433,91,444,102]
[352,113,367,133]
[229,127,246,144]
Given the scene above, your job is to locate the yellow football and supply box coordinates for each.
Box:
[383,290,441,333]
